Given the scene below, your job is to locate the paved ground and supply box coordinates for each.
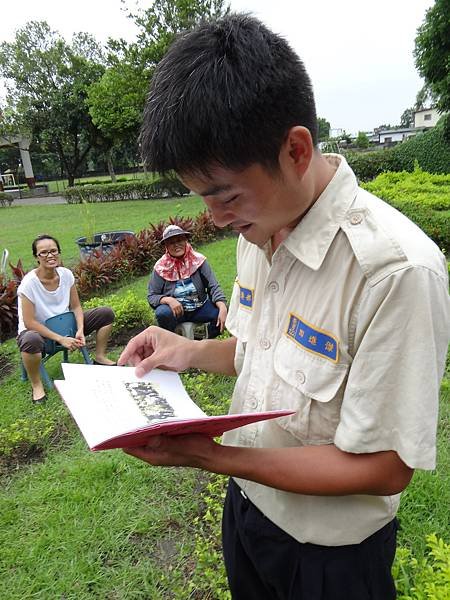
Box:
[12,195,66,206]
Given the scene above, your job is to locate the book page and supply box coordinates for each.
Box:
[55,364,206,448]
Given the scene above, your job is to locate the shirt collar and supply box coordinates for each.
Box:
[281,154,358,270]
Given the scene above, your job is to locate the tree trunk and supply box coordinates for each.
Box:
[68,174,75,187]
[107,149,117,183]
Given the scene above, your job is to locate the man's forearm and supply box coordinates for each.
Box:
[188,336,237,375]
[202,443,413,496]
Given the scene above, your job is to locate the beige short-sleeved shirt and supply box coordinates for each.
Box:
[223,154,450,546]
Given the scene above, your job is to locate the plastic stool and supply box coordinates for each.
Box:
[175,322,195,339]
[175,322,209,340]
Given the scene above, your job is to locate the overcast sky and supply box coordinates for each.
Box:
[0,0,434,134]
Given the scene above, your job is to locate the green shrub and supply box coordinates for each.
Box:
[0,413,61,458]
[362,168,450,251]
[345,148,400,181]
[189,474,231,600]
[393,534,450,599]
[83,290,153,334]
[346,116,450,181]
[73,176,132,186]
[392,116,450,175]
[63,174,190,203]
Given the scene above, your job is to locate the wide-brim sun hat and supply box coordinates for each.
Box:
[161,224,192,243]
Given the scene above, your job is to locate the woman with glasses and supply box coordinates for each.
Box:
[148,225,227,338]
[17,234,116,404]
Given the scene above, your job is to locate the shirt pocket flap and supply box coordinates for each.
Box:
[274,337,349,402]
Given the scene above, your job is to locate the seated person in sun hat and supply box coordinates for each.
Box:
[147,224,227,338]
[17,234,116,404]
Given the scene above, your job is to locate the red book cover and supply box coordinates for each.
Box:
[55,364,294,451]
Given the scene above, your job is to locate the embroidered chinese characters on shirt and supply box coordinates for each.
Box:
[286,313,339,363]
[238,283,254,310]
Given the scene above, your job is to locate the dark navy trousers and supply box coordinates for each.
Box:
[155,299,221,338]
[222,478,398,600]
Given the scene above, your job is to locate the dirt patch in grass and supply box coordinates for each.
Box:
[0,446,45,480]
[0,421,72,481]
[0,352,15,382]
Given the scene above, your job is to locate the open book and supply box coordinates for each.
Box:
[55,363,294,451]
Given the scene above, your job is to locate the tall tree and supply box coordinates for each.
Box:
[87,62,146,181]
[0,22,105,186]
[355,131,369,149]
[131,0,230,65]
[414,0,450,113]
[317,118,331,141]
[414,84,437,110]
[400,107,414,128]
[86,0,230,178]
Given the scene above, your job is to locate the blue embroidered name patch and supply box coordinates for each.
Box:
[239,285,254,309]
[286,313,339,362]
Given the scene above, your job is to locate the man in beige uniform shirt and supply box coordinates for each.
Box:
[118,14,450,599]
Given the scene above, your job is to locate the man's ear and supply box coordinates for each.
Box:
[281,126,314,178]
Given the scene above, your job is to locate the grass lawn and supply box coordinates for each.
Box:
[0,197,448,597]
[0,196,205,270]
[0,237,237,599]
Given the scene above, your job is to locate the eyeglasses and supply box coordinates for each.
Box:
[37,249,59,258]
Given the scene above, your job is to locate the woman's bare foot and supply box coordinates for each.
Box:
[94,356,116,366]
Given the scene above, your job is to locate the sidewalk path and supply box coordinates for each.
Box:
[13,195,66,206]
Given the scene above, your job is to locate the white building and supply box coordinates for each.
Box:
[377,127,421,145]
[414,107,440,128]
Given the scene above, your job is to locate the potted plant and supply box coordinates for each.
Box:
[76,230,136,259]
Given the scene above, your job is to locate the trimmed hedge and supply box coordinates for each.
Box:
[362,168,450,252]
[345,149,400,182]
[346,116,450,182]
[63,174,190,203]
[392,115,450,175]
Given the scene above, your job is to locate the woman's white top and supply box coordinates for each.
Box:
[17,267,75,334]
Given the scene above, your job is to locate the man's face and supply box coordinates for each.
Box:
[180,161,311,248]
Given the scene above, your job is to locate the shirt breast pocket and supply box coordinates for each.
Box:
[273,337,349,444]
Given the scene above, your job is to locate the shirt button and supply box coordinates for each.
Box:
[296,370,306,384]
[260,338,271,350]
[268,281,279,293]
[350,213,363,225]
[249,398,258,410]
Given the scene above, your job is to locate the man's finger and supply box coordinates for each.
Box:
[118,331,151,365]
[118,351,141,367]
[134,353,162,377]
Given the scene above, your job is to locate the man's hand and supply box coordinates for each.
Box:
[216,301,228,333]
[117,325,194,376]
[124,433,219,468]
[164,297,184,317]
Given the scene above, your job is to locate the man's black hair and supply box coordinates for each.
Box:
[141,13,318,176]
[32,234,61,257]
